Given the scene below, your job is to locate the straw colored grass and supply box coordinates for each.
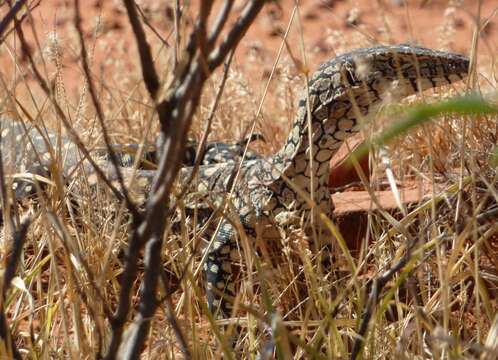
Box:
[0,1,496,358]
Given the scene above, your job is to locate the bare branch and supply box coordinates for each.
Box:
[207,0,264,71]
[0,1,41,45]
[74,0,139,218]
[173,0,181,66]
[207,0,234,48]
[0,132,28,359]
[0,216,30,360]
[164,297,190,357]
[350,245,416,360]
[198,0,215,58]
[122,0,160,99]
[135,3,172,49]
[12,13,129,206]
[2,218,30,298]
[177,0,215,85]
[115,51,234,350]
[115,232,163,359]
[0,0,27,39]
[176,49,235,199]
[106,1,266,357]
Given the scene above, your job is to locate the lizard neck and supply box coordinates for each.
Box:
[271,98,346,192]
[268,45,469,206]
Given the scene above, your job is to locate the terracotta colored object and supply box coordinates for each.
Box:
[332,186,428,249]
[329,135,369,189]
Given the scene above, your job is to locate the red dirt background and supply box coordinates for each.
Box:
[2,1,495,96]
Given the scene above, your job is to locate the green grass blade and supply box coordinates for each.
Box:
[354,94,498,158]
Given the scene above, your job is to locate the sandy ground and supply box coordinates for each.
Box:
[0,0,496,244]
[2,1,495,94]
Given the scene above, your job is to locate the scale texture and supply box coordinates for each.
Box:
[177,45,469,317]
[0,45,469,319]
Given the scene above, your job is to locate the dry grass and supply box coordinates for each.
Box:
[0,1,497,359]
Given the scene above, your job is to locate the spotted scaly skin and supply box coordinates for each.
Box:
[181,133,264,166]
[176,45,469,317]
[0,122,85,200]
[0,122,161,201]
[1,45,470,320]
[0,121,261,201]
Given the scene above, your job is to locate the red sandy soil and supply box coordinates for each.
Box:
[2,1,495,99]
[0,0,496,242]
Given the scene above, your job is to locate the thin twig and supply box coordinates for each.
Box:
[173,0,181,67]
[0,83,30,358]
[176,49,235,200]
[207,0,234,48]
[0,0,27,38]
[12,13,129,205]
[135,3,171,49]
[350,244,416,360]
[0,216,30,360]
[107,1,265,358]
[74,0,138,218]
[2,218,30,298]
[207,0,264,71]
[122,0,160,99]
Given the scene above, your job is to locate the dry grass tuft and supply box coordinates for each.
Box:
[0,1,496,358]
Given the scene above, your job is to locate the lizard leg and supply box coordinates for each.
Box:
[205,220,237,318]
